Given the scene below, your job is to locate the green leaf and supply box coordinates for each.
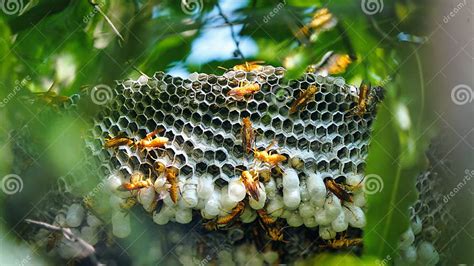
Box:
[363,100,421,259]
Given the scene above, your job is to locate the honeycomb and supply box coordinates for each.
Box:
[395,138,457,266]
[85,65,383,241]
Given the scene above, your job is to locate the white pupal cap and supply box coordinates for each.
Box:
[228,178,247,202]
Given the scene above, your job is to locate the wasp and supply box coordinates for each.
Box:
[240,170,261,200]
[233,61,265,72]
[350,80,373,117]
[29,81,70,108]
[119,171,153,191]
[256,209,277,225]
[203,220,218,231]
[164,166,180,204]
[294,8,337,42]
[134,129,169,151]
[241,117,255,154]
[307,52,352,75]
[104,135,134,148]
[321,236,363,249]
[309,8,335,30]
[227,82,260,101]
[119,197,137,212]
[217,201,246,225]
[289,85,318,114]
[253,141,287,168]
[323,177,353,203]
[259,220,287,242]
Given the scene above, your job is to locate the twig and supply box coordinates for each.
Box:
[88,0,124,42]
[216,3,245,60]
[25,219,99,264]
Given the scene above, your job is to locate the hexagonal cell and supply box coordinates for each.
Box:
[271,117,283,131]
[297,138,309,150]
[117,116,130,128]
[321,111,331,123]
[191,113,202,124]
[329,159,340,172]
[229,110,240,122]
[316,159,329,172]
[202,114,212,127]
[180,165,193,177]
[192,125,204,137]
[195,161,207,175]
[204,150,215,161]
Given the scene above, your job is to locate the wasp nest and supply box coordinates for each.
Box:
[85,66,383,242]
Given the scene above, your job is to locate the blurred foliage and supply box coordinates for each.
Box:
[0,0,436,264]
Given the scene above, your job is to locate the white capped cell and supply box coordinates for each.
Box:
[282,169,299,190]
[315,209,331,226]
[324,194,342,220]
[153,210,170,225]
[54,213,67,227]
[240,205,257,223]
[319,225,336,240]
[137,186,156,212]
[298,202,315,218]
[220,185,239,210]
[66,203,85,227]
[352,191,366,207]
[344,205,366,228]
[416,241,439,265]
[179,178,199,208]
[204,191,221,216]
[109,194,124,210]
[266,196,284,217]
[306,172,326,199]
[86,213,102,228]
[310,195,326,208]
[106,173,123,193]
[197,175,214,199]
[154,176,168,192]
[264,177,277,199]
[400,245,417,264]
[112,211,131,238]
[303,216,318,228]
[80,226,98,245]
[398,228,415,250]
[299,180,311,202]
[287,212,304,227]
[331,211,348,232]
[283,187,301,209]
[228,178,247,202]
[175,208,192,224]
